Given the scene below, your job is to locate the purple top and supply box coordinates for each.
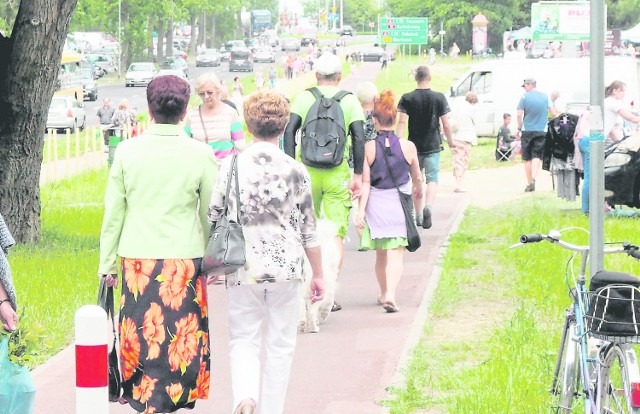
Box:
[370,131,410,189]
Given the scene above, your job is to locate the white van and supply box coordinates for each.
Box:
[448,57,640,136]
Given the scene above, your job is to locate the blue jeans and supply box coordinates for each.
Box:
[578,134,605,214]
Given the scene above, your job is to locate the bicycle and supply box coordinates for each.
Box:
[512,229,640,413]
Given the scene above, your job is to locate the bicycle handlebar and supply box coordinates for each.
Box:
[515,231,640,259]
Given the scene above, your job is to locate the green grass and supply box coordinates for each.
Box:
[3,169,109,368]
[43,128,104,161]
[384,195,640,413]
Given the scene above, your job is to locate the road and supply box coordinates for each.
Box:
[84,34,375,128]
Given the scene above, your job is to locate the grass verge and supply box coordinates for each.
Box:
[383,195,640,413]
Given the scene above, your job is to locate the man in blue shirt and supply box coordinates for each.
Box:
[516,78,558,192]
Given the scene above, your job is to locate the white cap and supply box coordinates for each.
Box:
[315,53,342,76]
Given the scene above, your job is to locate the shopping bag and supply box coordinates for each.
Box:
[0,336,35,414]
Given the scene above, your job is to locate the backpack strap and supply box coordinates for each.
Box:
[308,87,323,100]
[333,90,351,102]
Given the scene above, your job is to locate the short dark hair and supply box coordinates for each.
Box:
[415,65,431,82]
[146,75,190,124]
[503,113,511,119]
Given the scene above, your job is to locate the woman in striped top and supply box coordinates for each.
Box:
[185,72,246,160]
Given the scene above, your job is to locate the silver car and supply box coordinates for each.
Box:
[125,62,155,87]
[253,47,275,63]
[46,96,86,132]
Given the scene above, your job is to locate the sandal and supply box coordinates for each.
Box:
[376,296,384,306]
[382,301,399,313]
[331,301,342,312]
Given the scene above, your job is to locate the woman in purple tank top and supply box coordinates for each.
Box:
[355,91,423,313]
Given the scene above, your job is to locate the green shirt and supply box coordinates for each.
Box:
[99,123,218,274]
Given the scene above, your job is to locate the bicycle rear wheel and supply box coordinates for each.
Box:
[552,320,580,413]
[598,344,640,414]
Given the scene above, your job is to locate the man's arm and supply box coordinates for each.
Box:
[516,109,525,136]
[348,120,365,174]
[396,112,408,137]
[283,113,302,158]
[440,114,457,148]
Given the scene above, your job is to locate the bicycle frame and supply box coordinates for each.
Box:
[515,232,640,413]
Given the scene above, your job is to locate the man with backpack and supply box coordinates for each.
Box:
[283,52,365,312]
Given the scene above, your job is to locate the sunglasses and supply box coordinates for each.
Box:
[198,91,216,97]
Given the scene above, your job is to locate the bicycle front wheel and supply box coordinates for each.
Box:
[598,344,640,414]
[552,321,580,413]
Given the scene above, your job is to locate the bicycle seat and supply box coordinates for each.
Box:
[590,270,639,291]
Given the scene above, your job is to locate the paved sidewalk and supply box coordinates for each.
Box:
[29,61,567,413]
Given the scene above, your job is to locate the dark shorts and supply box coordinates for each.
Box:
[520,131,546,161]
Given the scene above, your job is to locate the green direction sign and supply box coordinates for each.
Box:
[379,17,429,44]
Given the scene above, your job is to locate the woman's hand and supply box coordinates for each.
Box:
[98,273,119,288]
[412,185,423,199]
[0,301,18,332]
[206,274,220,285]
[355,211,366,231]
[309,277,325,304]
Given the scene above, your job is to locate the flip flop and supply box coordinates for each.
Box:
[382,302,399,313]
[376,297,383,306]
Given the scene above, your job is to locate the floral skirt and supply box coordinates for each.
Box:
[118,258,210,414]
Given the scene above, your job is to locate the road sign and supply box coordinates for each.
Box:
[379,17,428,44]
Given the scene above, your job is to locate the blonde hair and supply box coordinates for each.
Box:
[118,98,129,110]
[465,91,478,104]
[355,81,378,105]
[195,72,223,95]
[243,91,290,139]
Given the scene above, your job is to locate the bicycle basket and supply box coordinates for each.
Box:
[586,270,640,341]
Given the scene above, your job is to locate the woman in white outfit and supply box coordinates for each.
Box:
[450,91,478,192]
[603,80,640,144]
[208,91,325,414]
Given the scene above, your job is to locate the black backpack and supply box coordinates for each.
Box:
[300,87,351,168]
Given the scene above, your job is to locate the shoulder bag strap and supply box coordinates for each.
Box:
[198,106,209,141]
[221,155,235,217]
[231,155,241,223]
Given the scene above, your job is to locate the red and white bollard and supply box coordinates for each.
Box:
[75,305,109,414]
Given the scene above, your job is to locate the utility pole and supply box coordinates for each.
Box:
[339,0,343,31]
[118,0,121,78]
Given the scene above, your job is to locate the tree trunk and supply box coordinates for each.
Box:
[189,14,197,53]
[209,14,216,48]
[0,0,78,243]
[147,15,154,61]
[166,17,173,57]
[157,19,165,63]
[197,12,205,48]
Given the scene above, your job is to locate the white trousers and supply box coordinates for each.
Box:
[227,280,301,414]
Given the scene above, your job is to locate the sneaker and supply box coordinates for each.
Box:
[422,206,432,229]
[415,213,423,227]
[331,301,342,312]
[524,180,535,192]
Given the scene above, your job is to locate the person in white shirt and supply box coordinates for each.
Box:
[603,80,640,143]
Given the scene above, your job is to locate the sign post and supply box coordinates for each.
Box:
[378,17,429,45]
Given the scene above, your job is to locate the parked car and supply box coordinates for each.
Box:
[85,53,116,73]
[340,25,355,36]
[196,48,220,67]
[81,59,104,79]
[605,135,640,208]
[281,38,300,52]
[81,68,98,101]
[361,47,395,61]
[160,57,188,78]
[229,48,253,72]
[225,40,246,51]
[125,62,155,87]
[300,36,319,47]
[253,47,275,63]
[154,68,188,81]
[244,38,260,52]
[46,96,86,132]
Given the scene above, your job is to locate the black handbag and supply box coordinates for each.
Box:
[379,133,421,252]
[200,155,247,276]
[97,277,122,402]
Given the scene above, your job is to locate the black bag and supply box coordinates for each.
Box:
[201,155,246,276]
[379,134,421,252]
[300,87,351,169]
[97,277,122,402]
[587,270,640,337]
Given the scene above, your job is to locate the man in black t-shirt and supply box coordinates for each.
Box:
[396,65,458,229]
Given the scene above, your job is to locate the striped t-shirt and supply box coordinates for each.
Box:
[185,104,244,160]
